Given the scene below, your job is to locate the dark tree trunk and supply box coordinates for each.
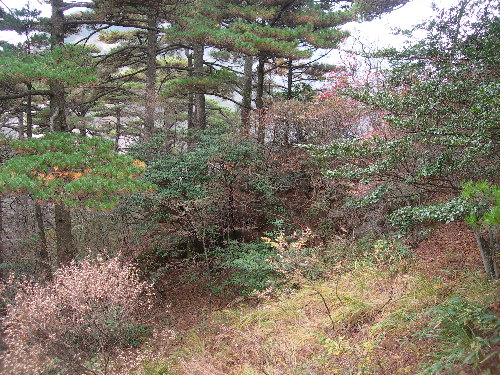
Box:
[256,55,266,144]
[473,227,499,280]
[186,48,194,131]
[51,0,75,265]
[193,44,206,130]
[115,107,121,152]
[241,55,253,134]
[287,58,293,100]
[35,203,51,277]
[55,203,75,266]
[144,14,158,141]
[50,0,67,133]
[26,83,33,138]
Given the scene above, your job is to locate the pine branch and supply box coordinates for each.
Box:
[0,90,52,100]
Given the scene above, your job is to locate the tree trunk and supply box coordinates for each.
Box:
[115,107,121,152]
[287,58,293,100]
[186,48,194,131]
[143,14,158,141]
[473,227,499,279]
[35,202,51,277]
[50,0,67,133]
[51,0,75,265]
[26,83,33,138]
[55,203,75,266]
[256,55,266,144]
[241,55,253,134]
[18,112,25,140]
[193,44,206,130]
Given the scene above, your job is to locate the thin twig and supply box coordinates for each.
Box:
[316,289,335,331]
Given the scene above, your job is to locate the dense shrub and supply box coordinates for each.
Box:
[214,241,277,295]
[1,256,154,374]
[215,229,325,296]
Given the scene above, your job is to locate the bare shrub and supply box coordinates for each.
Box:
[1,256,154,375]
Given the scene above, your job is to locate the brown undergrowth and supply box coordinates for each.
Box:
[137,223,499,375]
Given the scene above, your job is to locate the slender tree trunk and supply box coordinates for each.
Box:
[26,83,33,138]
[284,58,293,144]
[193,44,206,130]
[55,203,74,266]
[144,14,158,141]
[473,227,499,279]
[50,0,67,133]
[51,0,75,265]
[287,58,293,100]
[115,107,121,152]
[34,203,51,277]
[186,48,194,131]
[256,55,266,143]
[18,113,25,140]
[241,55,253,134]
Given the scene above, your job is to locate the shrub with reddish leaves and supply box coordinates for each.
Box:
[0,256,154,374]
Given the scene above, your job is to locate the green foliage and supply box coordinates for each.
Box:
[462,181,500,228]
[324,234,412,271]
[0,45,97,85]
[0,133,153,209]
[388,182,500,233]
[141,126,260,201]
[133,125,283,256]
[417,297,500,374]
[162,69,238,97]
[308,1,499,246]
[215,230,328,295]
[165,0,353,62]
[388,198,471,233]
[214,241,278,295]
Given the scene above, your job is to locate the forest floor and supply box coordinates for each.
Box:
[134,222,499,375]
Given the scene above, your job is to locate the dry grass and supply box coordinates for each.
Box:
[127,223,499,375]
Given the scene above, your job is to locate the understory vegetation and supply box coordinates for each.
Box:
[0,0,498,374]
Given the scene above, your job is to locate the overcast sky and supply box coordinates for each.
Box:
[0,0,460,51]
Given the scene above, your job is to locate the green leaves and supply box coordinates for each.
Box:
[388,198,471,233]
[418,297,500,374]
[0,45,97,86]
[141,127,260,201]
[0,133,153,209]
[308,1,499,239]
[462,181,500,228]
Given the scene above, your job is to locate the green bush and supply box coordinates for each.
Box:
[324,234,412,271]
[214,241,278,295]
[417,297,500,374]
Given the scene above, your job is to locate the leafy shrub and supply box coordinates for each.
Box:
[262,228,325,283]
[214,241,277,295]
[215,229,325,296]
[0,256,154,374]
[324,234,412,271]
[417,297,500,374]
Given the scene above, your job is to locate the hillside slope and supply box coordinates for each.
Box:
[139,223,499,375]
